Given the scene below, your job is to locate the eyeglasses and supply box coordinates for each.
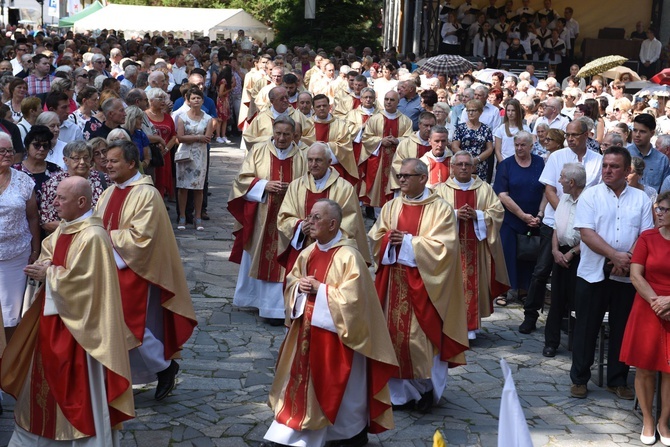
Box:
[395,173,422,179]
[565,131,586,139]
[68,155,91,163]
[655,206,670,215]
[0,148,15,156]
[79,74,89,78]
[31,142,51,150]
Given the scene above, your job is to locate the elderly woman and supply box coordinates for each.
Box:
[35,111,67,170]
[542,163,586,357]
[12,125,60,207]
[89,137,108,174]
[72,67,90,102]
[452,99,494,181]
[433,102,450,127]
[494,98,531,162]
[176,87,213,231]
[0,133,40,343]
[629,157,658,204]
[5,78,28,123]
[123,106,152,173]
[621,192,670,446]
[532,122,550,157]
[493,131,545,306]
[145,87,177,200]
[68,86,99,131]
[39,141,110,233]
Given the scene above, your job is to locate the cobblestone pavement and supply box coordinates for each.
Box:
[0,140,650,446]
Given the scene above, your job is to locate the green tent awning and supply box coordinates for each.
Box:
[59,1,104,28]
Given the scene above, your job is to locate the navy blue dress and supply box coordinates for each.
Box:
[493,154,545,290]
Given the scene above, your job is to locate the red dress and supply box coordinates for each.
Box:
[148,112,176,199]
[216,78,231,121]
[620,229,670,373]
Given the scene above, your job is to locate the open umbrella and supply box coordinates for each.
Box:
[419,55,473,77]
[601,66,641,82]
[576,55,628,78]
[474,68,518,85]
[635,84,670,98]
[650,68,670,86]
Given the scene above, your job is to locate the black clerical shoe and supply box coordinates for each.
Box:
[155,360,179,401]
[391,400,416,411]
[416,390,434,413]
[327,427,369,447]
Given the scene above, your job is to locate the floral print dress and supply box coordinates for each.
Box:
[176,112,212,190]
[453,122,493,179]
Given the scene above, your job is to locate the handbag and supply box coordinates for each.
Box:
[174,143,192,163]
[516,231,541,262]
[21,278,40,317]
[149,143,165,168]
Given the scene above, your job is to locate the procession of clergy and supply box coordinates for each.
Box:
[0,140,197,446]
[229,57,509,447]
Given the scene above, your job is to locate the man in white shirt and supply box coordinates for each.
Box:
[459,86,501,132]
[519,120,602,335]
[169,49,189,91]
[569,146,654,400]
[639,28,662,80]
[11,42,30,75]
[531,98,569,137]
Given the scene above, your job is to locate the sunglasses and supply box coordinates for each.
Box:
[587,89,596,93]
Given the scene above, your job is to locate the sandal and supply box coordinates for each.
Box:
[177,217,186,231]
[195,218,204,231]
[495,295,509,307]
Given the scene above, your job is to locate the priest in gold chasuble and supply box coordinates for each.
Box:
[369,158,469,412]
[434,151,510,340]
[264,200,397,447]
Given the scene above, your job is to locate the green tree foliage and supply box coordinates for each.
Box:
[109,0,381,50]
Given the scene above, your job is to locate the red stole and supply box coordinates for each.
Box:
[416,143,431,158]
[427,157,451,185]
[314,121,330,142]
[375,201,465,375]
[277,189,328,272]
[277,247,354,428]
[352,97,361,110]
[32,232,131,438]
[103,186,147,342]
[455,189,480,331]
[363,116,399,206]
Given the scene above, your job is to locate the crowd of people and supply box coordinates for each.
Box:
[0,7,669,445]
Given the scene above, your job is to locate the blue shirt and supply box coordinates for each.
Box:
[172,96,218,118]
[397,94,423,131]
[627,143,670,192]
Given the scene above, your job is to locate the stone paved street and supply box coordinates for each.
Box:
[0,140,651,446]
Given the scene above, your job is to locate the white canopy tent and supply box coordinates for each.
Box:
[72,4,274,42]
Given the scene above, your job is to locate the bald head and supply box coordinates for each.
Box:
[55,176,92,222]
[384,90,399,113]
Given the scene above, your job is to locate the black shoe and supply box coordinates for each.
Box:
[327,427,369,447]
[416,390,433,413]
[542,346,556,357]
[392,400,416,411]
[264,318,285,327]
[155,360,179,401]
[201,211,210,221]
[365,206,375,219]
[518,320,536,334]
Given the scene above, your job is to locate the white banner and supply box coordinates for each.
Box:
[47,0,59,18]
[304,0,315,19]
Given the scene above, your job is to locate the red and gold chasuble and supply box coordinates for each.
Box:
[352,97,361,110]
[454,189,480,331]
[416,143,431,158]
[426,157,451,185]
[314,121,356,186]
[375,203,460,378]
[276,247,354,428]
[362,116,399,207]
[30,234,129,438]
[103,185,194,359]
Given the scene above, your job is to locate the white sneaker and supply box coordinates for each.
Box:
[222,137,231,144]
[215,137,225,144]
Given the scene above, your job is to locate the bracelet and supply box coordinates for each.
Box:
[569,249,576,256]
[476,156,482,162]
[626,251,632,256]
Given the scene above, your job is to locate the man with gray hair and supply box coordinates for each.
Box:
[91,53,112,78]
[398,80,423,131]
[518,119,603,335]
[599,132,625,152]
[532,97,569,135]
[420,125,453,186]
[277,142,370,273]
[120,64,139,90]
[370,157,467,413]
[84,98,126,140]
[459,86,502,131]
[450,88,474,135]
[146,70,167,92]
[229,116,308,325]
